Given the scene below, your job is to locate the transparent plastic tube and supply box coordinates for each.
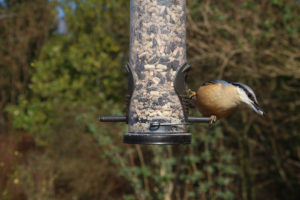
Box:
[128,0,187,134]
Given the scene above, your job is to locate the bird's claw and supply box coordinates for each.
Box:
[188,89,196,99]
[209,115,217,128]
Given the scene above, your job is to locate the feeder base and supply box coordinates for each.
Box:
[124,133,191,145]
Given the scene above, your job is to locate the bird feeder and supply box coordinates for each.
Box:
[100,0,210,144]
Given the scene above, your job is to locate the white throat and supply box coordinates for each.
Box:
[236,87,252,105]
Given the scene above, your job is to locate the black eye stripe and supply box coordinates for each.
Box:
[231,82,257,103]
[238,85,254,101]
[247,93,255,102]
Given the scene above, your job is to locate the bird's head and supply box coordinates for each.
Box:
[232,82,265,116]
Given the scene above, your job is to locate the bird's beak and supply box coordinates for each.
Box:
[251,102,265,116]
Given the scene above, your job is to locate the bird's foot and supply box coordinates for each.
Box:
[188,89,196,99]
[209,115,217,128]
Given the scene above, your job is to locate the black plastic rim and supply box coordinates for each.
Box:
[123,132,191,145]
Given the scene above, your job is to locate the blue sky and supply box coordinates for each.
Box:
[57,6,65,19]
[0,0,5,6]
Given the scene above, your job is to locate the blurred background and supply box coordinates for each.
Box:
[0,0,299,199]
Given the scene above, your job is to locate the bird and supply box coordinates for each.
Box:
[188,80,264,126]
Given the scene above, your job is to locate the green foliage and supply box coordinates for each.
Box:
[7,0,129,134]
[0,0,53,131]
[6,98,49,134]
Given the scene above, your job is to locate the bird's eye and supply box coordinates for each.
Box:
[247,93,255,102]
[247,94,253,100]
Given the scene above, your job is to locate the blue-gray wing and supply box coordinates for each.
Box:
[202,80,230,86]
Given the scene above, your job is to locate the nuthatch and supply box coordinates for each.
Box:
[189,80,264,126]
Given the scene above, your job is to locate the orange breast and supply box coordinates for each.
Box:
[196,83,239,119]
